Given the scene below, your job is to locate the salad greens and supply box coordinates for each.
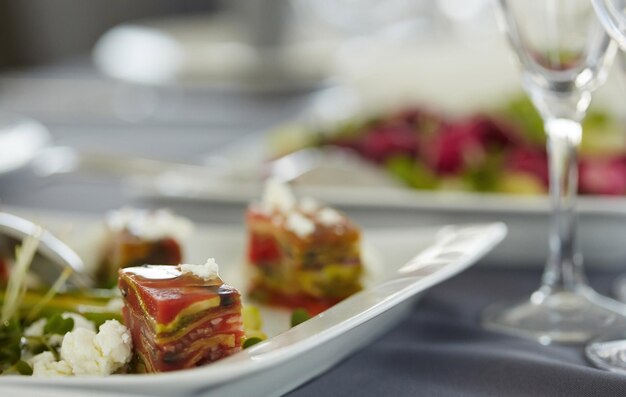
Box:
[0,230,121,375]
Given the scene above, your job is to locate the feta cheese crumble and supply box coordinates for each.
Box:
[24,318,46,338]
[317,208,343,226]
[60,319,132,376]
[180,258,220,280]
[286,212,315,238]
[106,207,193,241]
[261,178,296,214]
[63,312,97,333]
[30,352,72,377]
[28,318,131,376]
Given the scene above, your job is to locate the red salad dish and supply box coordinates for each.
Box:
[270,97,626,196]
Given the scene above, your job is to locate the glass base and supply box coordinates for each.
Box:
[586,334,626,374]
[482,286,626,344]
[613,275,626,303]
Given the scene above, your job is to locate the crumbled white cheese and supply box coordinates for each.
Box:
[180,258,220,280]
[63,312,97,333]
[286,212,315,238]
[60,319,132,376]
[94,320,133,370]
[106,207,193,241]
[316,208,343,226]
[261,178,295,214]
[30,352,72,377]
[299,196,320,213]
[24,318,46,338]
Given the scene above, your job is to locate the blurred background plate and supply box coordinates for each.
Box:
[92,14,336,93]
[0,115,50,175]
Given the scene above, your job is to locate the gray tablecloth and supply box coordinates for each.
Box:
[288,267,626,397]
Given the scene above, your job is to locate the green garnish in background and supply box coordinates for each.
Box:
[502,95,624,154]
[501,96,545,144]
[386,157,438,190]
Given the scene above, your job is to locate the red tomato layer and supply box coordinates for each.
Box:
[119,265,236,326]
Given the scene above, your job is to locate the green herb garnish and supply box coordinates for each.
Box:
[44,314,74,336]
[14,360,33,376]
[290,308,311,328]
[0,318,22,372]
[242,337,263,349]
[0,230,42,373]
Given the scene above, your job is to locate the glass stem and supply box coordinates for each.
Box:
[541,118,585,292]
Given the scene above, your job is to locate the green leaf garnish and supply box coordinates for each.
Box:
[290,308,311,328]
[44,314,74,335]
[14,360,32,376]
[242,337,263,349]
[0,318,22,371]
[23,335,46,356]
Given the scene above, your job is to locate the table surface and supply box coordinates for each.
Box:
[288,267,626,397]
[2,70,626,396]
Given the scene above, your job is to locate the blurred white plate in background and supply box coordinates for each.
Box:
[0,115,50,175]
[93,14,336,93]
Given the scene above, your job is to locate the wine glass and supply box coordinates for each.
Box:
[482,0,626,344]
[585,0,626,373]
[591,1,626,307]
[592,0,626,48]
[593,2,626,307]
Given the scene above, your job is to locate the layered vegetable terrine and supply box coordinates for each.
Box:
[118,259,244,372]
[246,179,363,315]
[98,208,192,287]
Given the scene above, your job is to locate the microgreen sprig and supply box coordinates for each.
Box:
[0,229,42,373]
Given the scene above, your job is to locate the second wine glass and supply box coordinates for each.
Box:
[483,0,626,344]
